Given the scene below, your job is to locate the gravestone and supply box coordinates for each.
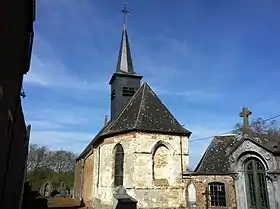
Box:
[70,189,74,198]
[188,182,197,208]
[113,186,137,209]
[58,181,66,197]
[41,182,53,197]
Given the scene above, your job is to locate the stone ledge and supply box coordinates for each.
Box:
[126,186,184,190]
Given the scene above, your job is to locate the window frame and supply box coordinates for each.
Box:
[122,87,135,96]
[111,89,115,100]
[113,144,124,187]
[245,158,270,209]
[208,181,227,207]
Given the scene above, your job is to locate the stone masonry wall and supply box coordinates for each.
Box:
[89,131,189,209]
[184,175,236,209]
[83,153,94,204]
[74,160,82,200]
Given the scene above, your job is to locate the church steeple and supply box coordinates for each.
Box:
[115,1,134,73]
[109,0,143,121]
[115,25,134,73]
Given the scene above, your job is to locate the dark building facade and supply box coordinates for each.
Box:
[0,0,35,208]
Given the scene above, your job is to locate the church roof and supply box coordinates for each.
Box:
[78,82,191,159]
[194,135,240,174]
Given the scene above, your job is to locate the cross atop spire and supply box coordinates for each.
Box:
[239,107,252,136]
[115,0,136,74]
[120,0,130,26]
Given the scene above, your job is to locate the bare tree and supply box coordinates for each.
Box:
[27,144,78,189]
[233,118,280,141]
[27,144,50,172]
[48,150,76,172]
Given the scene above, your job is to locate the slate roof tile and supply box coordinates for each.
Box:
[194,135,240,174]
[78,82,191,159]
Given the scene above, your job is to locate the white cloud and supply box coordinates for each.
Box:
[24,54,107,91]
[188,125,229,170]
[27,120,63,130]
[24,104,106,131]
[29,130,95,154]
[152,86,223,102]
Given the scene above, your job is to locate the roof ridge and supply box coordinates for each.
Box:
[134,83,147,128]
[106,83,143,131]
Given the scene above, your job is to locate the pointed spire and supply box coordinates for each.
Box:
[116,27,134,73]
[116,1,135,74]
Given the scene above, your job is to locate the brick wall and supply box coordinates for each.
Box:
[184,175,236,209]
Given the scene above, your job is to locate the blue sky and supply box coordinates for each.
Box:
[23,0,280,169]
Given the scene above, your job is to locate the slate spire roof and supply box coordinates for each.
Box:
[116,25,134,74]
[109,24,142,85]
[78,82,191,159]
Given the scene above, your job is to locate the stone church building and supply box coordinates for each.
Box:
[74,21,191,208]
[74,7,280,209]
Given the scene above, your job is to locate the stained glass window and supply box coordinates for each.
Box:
[245,158,270,209]
[208,182,227,207]
[114,144,124,187]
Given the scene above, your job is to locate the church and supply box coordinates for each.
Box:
[74,4,280,209]
[74,5,191,209]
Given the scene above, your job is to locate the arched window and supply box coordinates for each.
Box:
[152,144,170,186]
[188,182,197,207]
[245,158,269,209]
[208,182,226,207]
[114,144,124,187]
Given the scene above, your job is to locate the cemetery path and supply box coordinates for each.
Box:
[47,197,86,209]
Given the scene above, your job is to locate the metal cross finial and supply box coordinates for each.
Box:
[120,0,130,25]
[239,107,252,136]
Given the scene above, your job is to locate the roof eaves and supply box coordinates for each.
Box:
[183,172,233,176]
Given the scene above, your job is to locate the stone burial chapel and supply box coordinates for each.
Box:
[74,4,280,209]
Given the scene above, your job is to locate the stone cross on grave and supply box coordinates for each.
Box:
[239,107,252,136]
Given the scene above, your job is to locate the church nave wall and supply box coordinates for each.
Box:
[131,132,189,188]
[81,131,190,209]
[82,153,94,204]
[127,187,186,209]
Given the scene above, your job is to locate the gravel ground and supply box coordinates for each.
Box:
[47,197,86,208]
